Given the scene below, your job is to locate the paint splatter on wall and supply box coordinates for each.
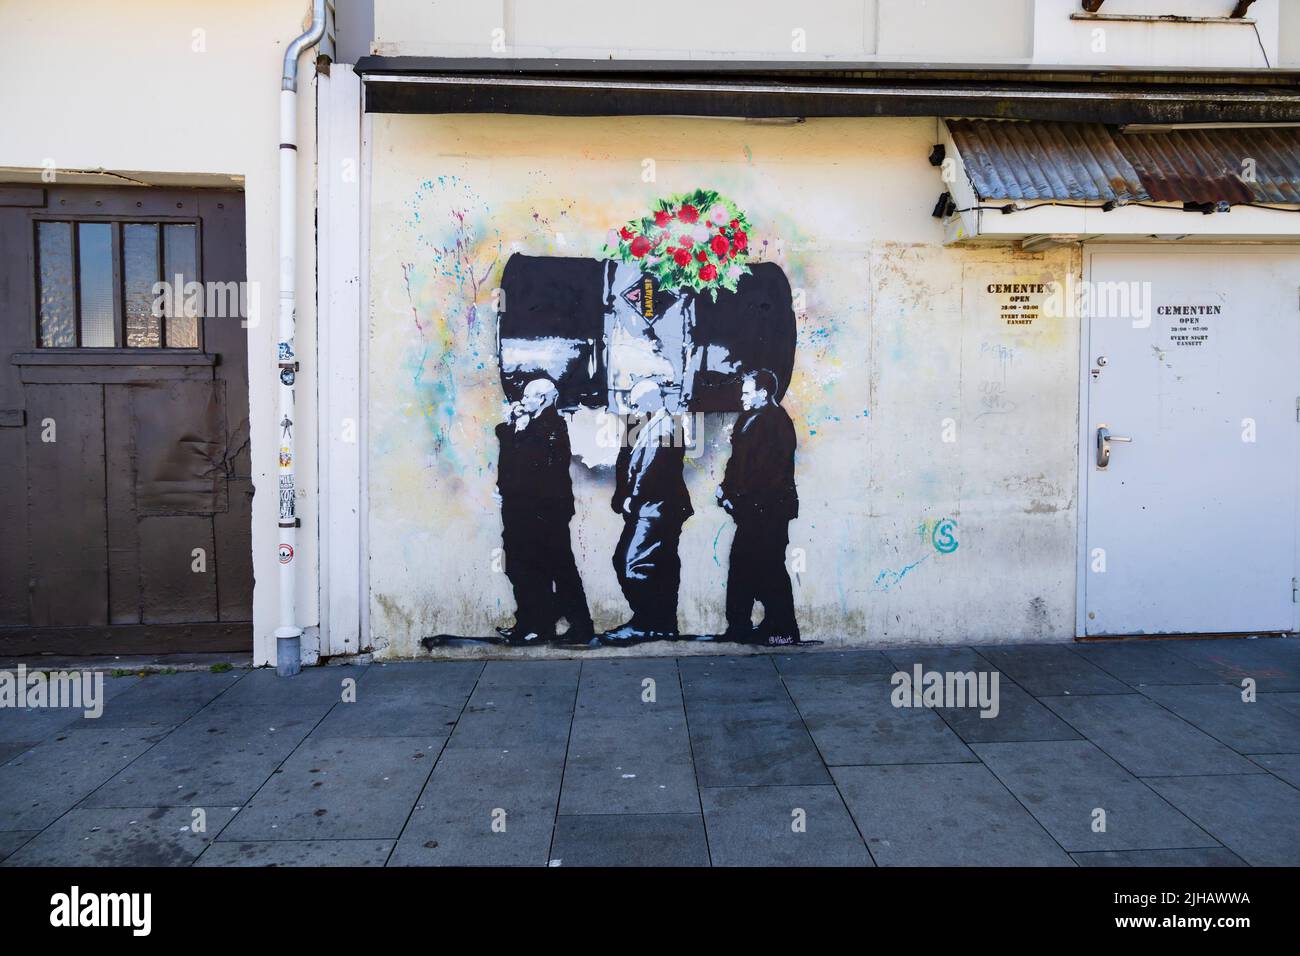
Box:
[366,114,1082,653]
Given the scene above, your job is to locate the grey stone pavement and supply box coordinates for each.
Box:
[1,636,1298,867]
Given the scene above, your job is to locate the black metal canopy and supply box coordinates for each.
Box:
[354,58,1300,125]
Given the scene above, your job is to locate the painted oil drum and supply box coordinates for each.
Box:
[497,253,795,413]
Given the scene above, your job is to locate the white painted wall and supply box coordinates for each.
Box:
[364,114,1082,655]
[0,0,321,666]
[1032,0,1279,69]
[371,0,1293,69]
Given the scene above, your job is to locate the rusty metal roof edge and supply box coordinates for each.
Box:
[946,119,1300,206]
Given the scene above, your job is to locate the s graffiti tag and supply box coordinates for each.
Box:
[932,518,959,554]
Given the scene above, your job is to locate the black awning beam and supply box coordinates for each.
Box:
[359,69,1300,126]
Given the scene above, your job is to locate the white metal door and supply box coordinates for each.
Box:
[1082,248,1300,636]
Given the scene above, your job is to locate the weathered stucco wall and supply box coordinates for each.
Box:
[366,114,1080,655]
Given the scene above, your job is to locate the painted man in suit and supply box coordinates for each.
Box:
[494,377,595,646]
[604,378,693,644]
[716,368,801,646]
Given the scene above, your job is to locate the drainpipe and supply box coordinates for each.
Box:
[276,0,327,677]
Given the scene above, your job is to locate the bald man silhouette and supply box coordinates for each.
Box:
[494,378,594,645]
[604,379,693,644]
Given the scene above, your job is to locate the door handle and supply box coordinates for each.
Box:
[1096,424,1133,470]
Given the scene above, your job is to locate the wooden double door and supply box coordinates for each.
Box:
[0,184,252,655]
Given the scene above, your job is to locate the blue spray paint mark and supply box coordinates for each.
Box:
[711,522,727,567]
[873,555,929,592]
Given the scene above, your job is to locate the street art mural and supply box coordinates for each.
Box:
[367,115,1082,654]
[432,190,808,648]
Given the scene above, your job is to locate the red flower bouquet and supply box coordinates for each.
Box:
[603,189,753,299]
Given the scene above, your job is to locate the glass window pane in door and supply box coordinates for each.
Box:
[163,223,199,348]
[123,224,162,347]
[37,222,75,347]
[77,222,115,347]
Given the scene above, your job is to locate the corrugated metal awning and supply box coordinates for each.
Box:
[947,119,1300,205]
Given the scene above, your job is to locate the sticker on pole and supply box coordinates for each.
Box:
[278,543,294,565]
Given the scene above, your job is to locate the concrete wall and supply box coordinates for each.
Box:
[0,0,321,666]
[1032,0,1279,69]
[371,0,1287,69]
[365,114,1081,655]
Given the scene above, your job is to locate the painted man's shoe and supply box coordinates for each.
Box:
[504,629,554,646]
[555,623,598,645]
[600,623,655,645]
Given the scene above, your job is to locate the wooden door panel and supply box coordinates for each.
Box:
[1,185,251,651]
[215,477,254,621]
[24,383,108,626]
[138,514,218,624]
[105,383,141,624]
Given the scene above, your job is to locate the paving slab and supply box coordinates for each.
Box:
[783,674,974,766]
[1072,642,1230,686]
[91,670,243,728]
[0,727,161,830]
[882,645,996,675]
[771,649,897,678]
[559,713,698,815]
[354,661,483,697]
[1145,773,1300,866]
[1,806,238,867]
[1164,638,1300,691]
[310,662,481,739]
[679,655,788,706]
[0,831,37,863]
[443,682,574,750]
[312,695,463,739]
[936,681,1081,744]
[685,699,831,787]
[218,735,439,842]
[0,673,141,743]
[1140,684,1300,753]
[832,763,1072,866]
[551,813,709,867]
[196,839,393,867]
[1246,753,1300,789]
[701,785,872,867]
[0,742,34,766]
[972,740,1218,852]
[475,659,580,690]
[388,745,564,867]
[81,708,321,808]
[575,658,682,718]
[1262,692,1300,718]
[199,667,367,721]
[1041,694,1260,777]
[976,645,1132,696]
[1071,847,1248,867]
